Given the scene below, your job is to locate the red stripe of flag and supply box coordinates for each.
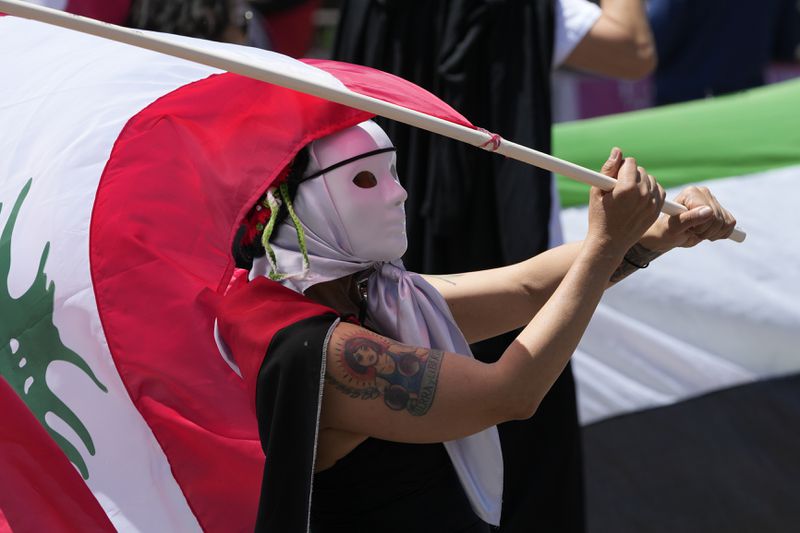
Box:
[304,59,475,129]
[90,72,371,531]
[0,377,114,532]
[88,60,478,528]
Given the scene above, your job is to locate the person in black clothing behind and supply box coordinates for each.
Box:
[333,1,656,530]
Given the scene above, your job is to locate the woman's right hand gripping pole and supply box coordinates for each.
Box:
[587,147,666,259]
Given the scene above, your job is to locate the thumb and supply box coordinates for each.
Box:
[674,206,714,231]
[600,147,623,177]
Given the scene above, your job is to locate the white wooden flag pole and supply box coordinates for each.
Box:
[0,0,745,242]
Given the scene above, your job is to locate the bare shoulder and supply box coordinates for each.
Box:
[320,321,511,445]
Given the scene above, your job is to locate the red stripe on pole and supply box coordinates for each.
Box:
[90,72,371,531]
[0,377,114,533]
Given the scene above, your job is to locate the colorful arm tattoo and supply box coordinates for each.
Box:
[326,328,444,416]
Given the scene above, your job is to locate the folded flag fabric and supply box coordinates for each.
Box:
[554,80,800,531]
[0,14,480,532]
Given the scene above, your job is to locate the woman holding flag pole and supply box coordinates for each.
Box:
[0,1,740,532]
[217,120,736,531]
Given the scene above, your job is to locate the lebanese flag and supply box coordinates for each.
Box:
[0,15,473,532]
[553,79,800,531]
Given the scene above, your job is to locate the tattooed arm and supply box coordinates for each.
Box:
[317,321,510,468]
[318,154,736,467]
[323,327,447,418]
[319,156,662,466]
[319,232,637,464]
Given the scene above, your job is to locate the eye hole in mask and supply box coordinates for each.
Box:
[353,171,378,189]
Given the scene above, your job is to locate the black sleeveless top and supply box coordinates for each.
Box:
[254,314,489,532]
[312,438,489,533]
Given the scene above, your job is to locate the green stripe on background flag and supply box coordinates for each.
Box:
[553,78,800,207]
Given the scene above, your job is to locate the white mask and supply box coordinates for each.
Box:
[293,120,408,262]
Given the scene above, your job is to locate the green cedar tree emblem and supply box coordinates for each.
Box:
[0,179,108,480]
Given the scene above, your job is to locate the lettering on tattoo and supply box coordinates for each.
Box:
[326,329,444,416]
[610,243,663,283]
[407,348,443,416]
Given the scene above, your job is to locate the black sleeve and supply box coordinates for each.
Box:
[254,313,339,533]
